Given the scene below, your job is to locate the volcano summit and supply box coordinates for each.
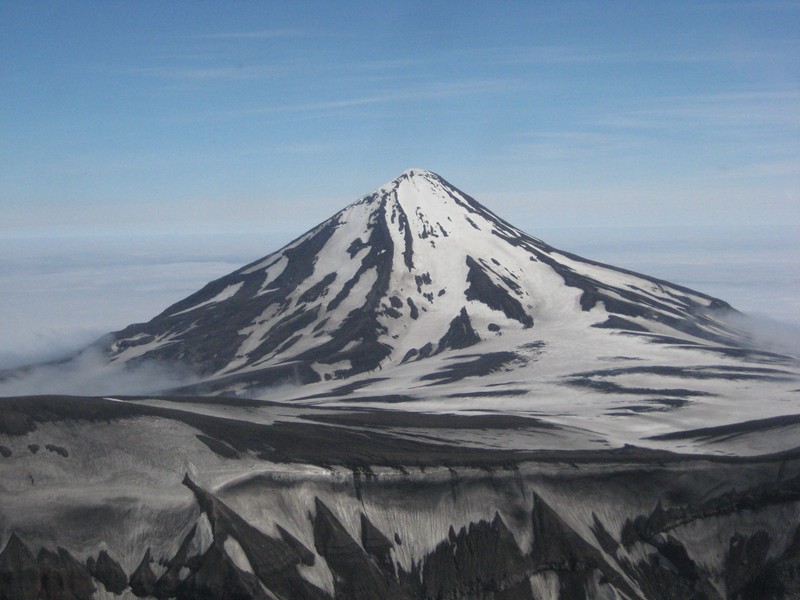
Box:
[109,169,735,382]
[1,170,800,599]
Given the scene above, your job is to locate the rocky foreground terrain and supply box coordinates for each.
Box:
[2,394,800,599]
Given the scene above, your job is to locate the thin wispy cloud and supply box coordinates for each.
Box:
[344,58,429,71]
[707,158,800,180]
[601,91,800,130]
[465,44,787,67]
[499,130,642,162]
[192,29,306,40]
[463,45,635,66]
[116,29,309,82]
[127,63,290,81]
[120,52,426,87]
[698,1,800,11]
[213,78,517,119]
[516,130,641,148]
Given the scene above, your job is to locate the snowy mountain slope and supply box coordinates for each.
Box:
[106,169,762,387]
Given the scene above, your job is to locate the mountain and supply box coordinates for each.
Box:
[1,169,799,599]
[98,168,799,454]
[107,169,740,385]
[107,169,737,386]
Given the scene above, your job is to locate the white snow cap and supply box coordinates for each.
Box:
[398,167,433,177]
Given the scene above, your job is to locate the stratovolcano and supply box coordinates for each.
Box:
[104,169,753,398]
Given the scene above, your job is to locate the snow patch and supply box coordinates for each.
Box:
[169,282,244,316]
[224,536,254,574]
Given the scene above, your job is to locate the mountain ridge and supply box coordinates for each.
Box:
[103,169,745,396]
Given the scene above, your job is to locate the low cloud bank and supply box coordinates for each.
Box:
[0,329,108,371]
[719,311,800,357]
[0,346,204,397]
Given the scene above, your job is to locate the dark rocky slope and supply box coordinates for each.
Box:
[2,394,800,599]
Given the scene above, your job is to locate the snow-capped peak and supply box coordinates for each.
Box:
[397,167,433,179]
[366,168,454,210]
[104,169,749,396]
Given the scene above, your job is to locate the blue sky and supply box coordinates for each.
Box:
[2,1,799,237]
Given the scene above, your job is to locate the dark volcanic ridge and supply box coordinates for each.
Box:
[2,392,800,600]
